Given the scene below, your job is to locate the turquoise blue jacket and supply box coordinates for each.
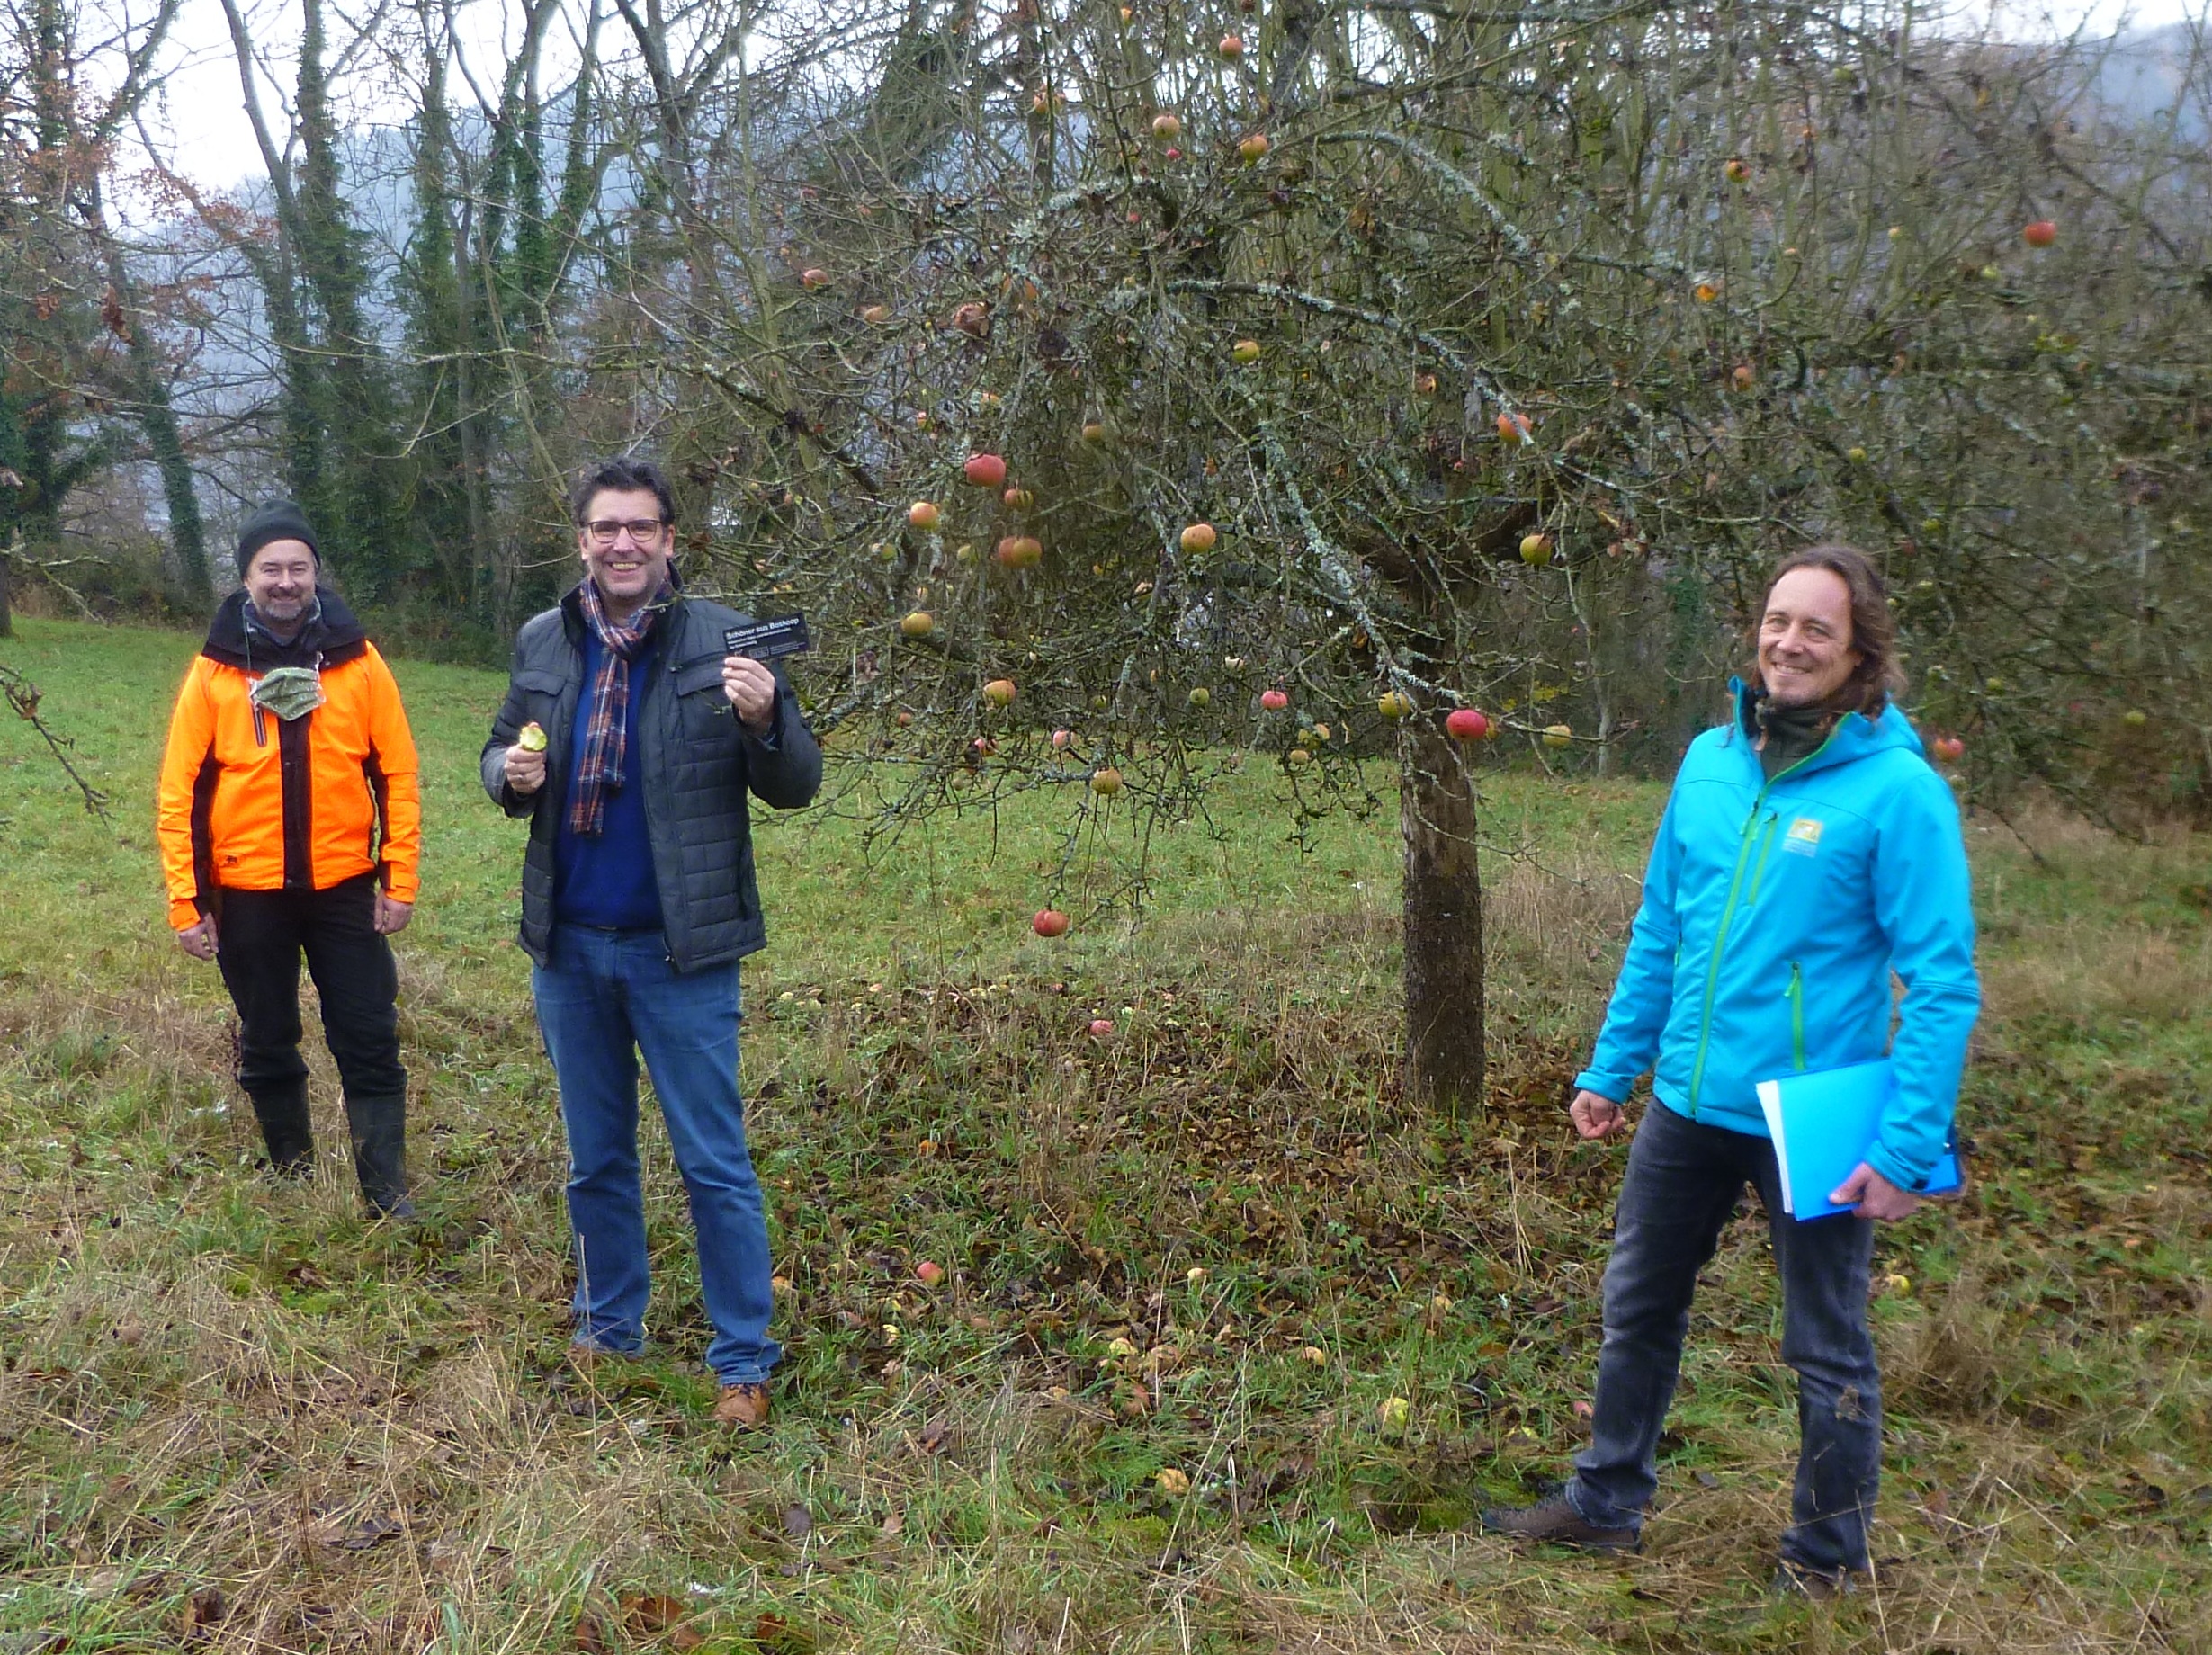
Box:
[1574,683,1980,1192]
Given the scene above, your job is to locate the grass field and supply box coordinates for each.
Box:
[2,615,2208,1655]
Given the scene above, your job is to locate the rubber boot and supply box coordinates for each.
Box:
[249,1079,316,1176]
[345,1091,416,1219]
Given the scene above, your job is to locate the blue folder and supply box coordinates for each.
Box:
[1754,1059,1962,1221]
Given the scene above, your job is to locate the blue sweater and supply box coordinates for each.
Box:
[552,631,663,931]
[1574,682,1981,1191]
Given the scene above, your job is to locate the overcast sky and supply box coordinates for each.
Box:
[121,0,2207,197]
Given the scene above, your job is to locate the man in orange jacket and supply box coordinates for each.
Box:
[157,501,422,1216]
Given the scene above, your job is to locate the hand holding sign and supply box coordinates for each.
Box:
[722,615,810,735]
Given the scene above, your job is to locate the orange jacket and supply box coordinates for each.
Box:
[157,593,420,929]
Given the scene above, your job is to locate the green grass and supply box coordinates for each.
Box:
[1,615,2207,1654]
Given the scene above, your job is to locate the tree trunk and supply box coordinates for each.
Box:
[1400,720,1484,1121]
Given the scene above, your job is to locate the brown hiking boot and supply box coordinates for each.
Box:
[713,1382,771,1429]
[1480,1492,1640,1552]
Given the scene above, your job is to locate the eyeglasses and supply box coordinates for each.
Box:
[585,517,668,545]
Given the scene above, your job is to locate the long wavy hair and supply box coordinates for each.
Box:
[1754,543,1906,719]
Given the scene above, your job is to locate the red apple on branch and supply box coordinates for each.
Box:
[1033,908,1070,938]
[1446,708,1491,740]
[964,453,1007,488]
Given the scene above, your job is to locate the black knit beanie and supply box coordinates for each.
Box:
[237,500,319,575]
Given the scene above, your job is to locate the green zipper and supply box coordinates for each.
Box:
[1687,806,1765,1112]
[1686,726,1844,1114]
[1787,961,1805,1071]
[1744,811,1782,906]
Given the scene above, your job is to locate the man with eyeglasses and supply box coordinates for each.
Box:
[482,456,821,1429]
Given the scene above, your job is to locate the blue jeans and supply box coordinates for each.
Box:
[532,925,780,1386]
[1569,1100,1880,1574]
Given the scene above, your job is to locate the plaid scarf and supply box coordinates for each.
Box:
[569,575,674,836]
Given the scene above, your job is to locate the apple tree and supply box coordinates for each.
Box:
[571,0,2209,1115]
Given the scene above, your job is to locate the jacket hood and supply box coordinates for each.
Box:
[1725,676,1924,777]
[202,586,369,673]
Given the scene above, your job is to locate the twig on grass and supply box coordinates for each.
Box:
[1,662,112,820]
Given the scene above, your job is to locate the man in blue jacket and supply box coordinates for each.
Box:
[1482,544,1979,1594]
[482,456,822,1430]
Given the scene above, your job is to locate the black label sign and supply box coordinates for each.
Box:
[721,615,812,661]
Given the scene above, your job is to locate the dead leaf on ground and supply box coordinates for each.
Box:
[183,1587,226,1639]
[574,1613,609,1654]
[746,1615,816,1655]
[780,1501,812,1538]
[916,1418,951,1454]
[332,1515,405,1551]
[622,1594,687,1635]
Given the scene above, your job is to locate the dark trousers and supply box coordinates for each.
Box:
[215,873,407,1104]
[1569,1101,1881,1574]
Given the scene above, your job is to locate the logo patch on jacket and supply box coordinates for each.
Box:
[1784,817,1824,856]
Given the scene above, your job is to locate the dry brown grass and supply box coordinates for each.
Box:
[2,702,2204,1654]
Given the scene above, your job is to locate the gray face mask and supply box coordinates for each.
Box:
[250,666,326,721]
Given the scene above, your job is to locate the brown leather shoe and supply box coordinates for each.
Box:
[1480,1492,1640,1552]
[713,1382,771,1429]
[1772,1561,1853,1601]
[567,1341,628,1378]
